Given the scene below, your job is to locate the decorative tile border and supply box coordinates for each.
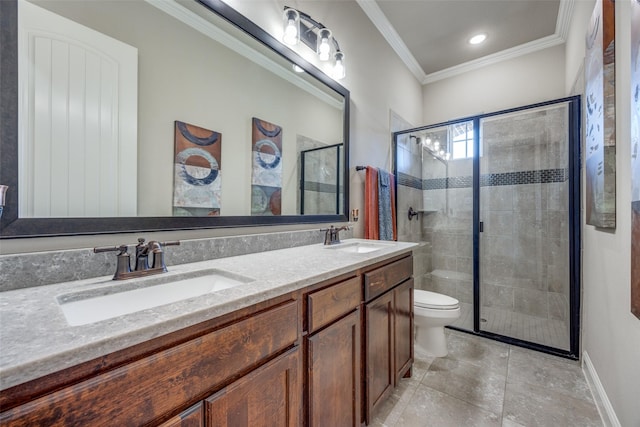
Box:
[399,168,569,191]
[397,173,422,190]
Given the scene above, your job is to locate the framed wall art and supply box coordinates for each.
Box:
[631,0,640,319]
[251,117,283,216]
[172,121,222,216]
[585,0,616,228]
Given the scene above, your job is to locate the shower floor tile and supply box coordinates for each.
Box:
[451,302,570,351]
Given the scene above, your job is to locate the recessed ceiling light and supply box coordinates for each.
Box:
[469,33,487,45]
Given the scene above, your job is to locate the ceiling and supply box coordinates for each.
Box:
[357,0,573,84]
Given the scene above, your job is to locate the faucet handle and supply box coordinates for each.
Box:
[148,240,180,270]
[94,244,132,279]
[93,244,129,254]
[320,226,335,245]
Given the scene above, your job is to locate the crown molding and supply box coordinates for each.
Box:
[358,0,573,85]
[355,0,427,83]
[556,0,575,41]
[422,34,565,84]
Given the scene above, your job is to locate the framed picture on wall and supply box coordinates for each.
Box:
[631,0,640,320]
[172,121,222,216]
[584,0,616,229]
[251,117,283,216]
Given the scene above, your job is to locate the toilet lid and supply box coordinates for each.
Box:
[414,289,459,310]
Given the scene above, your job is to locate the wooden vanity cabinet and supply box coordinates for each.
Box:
[394,278,414,384]
[305,276,362,427]
[159,403,205,427]
[362,255,414,425]
[0,251,415,427]
[0,299,301,427]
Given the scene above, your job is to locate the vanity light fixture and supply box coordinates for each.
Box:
[469,33,487,45]
[282,6,346,79]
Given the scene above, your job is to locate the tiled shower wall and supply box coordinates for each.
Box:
[396,134,429,290]
[480,107,570,324]
[422,155,474,306]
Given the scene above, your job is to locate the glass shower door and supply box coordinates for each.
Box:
[300,144,343,215]
[478,102,572,351]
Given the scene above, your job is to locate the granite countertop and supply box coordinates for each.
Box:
[0,238,417,391]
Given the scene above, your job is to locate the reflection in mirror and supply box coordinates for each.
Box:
[0,0,350,237]
[300,143,343,215]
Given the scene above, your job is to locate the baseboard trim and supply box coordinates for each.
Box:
[582,351,621,427]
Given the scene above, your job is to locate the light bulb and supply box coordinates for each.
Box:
[317,28,332,61]
[469,33,487,45]
[434,140,440,150]
[282,9,299,46]
[319,39,330,60]
[425,138,432,145]
[439,149,445,156]
[445,152,451,160]
[283,20,298,45]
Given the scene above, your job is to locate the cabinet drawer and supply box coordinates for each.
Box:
[307,276,361,333]
[364,256,413,301]
[0,301,298,427]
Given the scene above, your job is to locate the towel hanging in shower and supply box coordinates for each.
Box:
[364,166,397,241]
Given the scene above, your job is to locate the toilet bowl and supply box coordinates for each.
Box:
[414,289,461,357]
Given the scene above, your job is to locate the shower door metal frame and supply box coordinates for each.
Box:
[393,95,581,360]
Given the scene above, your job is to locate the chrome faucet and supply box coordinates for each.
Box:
[94,238,180,280]
[321,225,350,245]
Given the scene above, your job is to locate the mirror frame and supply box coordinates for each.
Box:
[0,0,350,238]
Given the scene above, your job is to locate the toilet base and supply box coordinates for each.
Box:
[416,325,448,357]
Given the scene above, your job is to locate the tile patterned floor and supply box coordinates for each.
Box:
[370,330,602,427]
[452,303,570,351]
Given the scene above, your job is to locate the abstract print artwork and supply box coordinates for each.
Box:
[585,0,616,228]
[173,121,221,216]
[251,118,282,215]
[631,0,640,319]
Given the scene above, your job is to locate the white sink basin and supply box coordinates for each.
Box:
[57,269,254,326]
[324,240,396,254]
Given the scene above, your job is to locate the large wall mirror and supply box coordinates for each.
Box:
[0,0,350,238]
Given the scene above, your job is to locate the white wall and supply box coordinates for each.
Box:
[568,1,640,425]
[422,45,566,125]
[423,45,565,124]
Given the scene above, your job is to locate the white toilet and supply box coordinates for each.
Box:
[414,289,461,357]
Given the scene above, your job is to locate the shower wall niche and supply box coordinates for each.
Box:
[394,96,580,357]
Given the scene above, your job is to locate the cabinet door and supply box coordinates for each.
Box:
[159,402,203,427]
[394,279,413,384]
[364,291,394,424]
[205,347,301,427]
[307,309,361,427]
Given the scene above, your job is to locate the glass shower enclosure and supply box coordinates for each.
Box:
[394,97,581,357]
[299,143,343,215]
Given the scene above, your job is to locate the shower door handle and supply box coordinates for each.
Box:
[479,221,484,232]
